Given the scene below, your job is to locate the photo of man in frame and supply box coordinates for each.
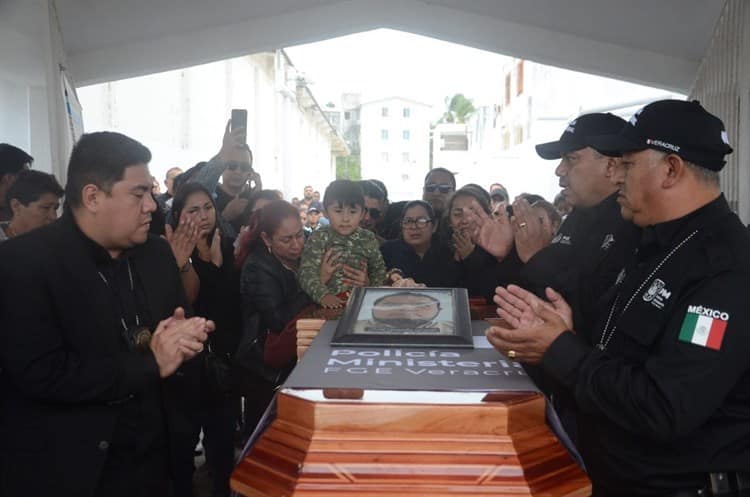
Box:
[352,290,455,335]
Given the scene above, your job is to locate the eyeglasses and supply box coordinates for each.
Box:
[424,183,454,194]
[365,207,382,220]
[401,217,432,229]
[226,162,252,172]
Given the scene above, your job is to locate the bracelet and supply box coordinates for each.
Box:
[180,257,192,273]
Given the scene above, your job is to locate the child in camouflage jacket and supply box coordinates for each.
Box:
[299,180,386,307]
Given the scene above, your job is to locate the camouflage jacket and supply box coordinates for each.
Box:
[299,226,387,303]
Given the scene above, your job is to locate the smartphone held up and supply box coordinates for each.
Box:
[231,109,248,145]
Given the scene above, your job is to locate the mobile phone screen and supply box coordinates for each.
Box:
[231,109,248,145]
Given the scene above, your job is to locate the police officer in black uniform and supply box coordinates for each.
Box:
[519,112,641,311]
[503,113,643,446]
[489,99,750,497]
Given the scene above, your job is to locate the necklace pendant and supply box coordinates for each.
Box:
[596,343,606,351]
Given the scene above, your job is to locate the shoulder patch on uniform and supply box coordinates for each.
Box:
[551,233,571,245]
[678,305,729,350]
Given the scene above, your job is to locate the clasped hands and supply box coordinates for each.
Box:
[486,284,573,364]
[464,198,552,262]
[150,307,215,378]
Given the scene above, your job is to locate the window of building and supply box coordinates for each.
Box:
[381,107,389,117]
[402,152,410,162]
[402,130,410,140]
[344,111,350,120]
[382,152,390,162]
[440,133,469,151]
[381,129,389,140]
[403,107,411,118]
[516,61,524,96]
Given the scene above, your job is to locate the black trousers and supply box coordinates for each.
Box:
[172,391,238,497]
[95,448,169,497]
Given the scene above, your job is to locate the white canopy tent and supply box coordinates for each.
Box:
[1,0,748,218]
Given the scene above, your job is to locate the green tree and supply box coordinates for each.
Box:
[336,155,361,180]
[440,93,476,124]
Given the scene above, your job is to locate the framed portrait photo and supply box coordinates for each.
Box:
[331,287,473,348]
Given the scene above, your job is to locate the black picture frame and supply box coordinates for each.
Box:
[331,287,473,348]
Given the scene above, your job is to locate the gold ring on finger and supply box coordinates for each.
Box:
[507,350,517,359]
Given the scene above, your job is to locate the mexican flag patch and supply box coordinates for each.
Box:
[678,306,729,351]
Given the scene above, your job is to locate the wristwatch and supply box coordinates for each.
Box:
[180,257,192,273]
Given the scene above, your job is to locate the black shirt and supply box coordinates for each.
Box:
[191,236,242,355]
[80,226,167,461]
[542,194,750,496]
[214,186,234,214]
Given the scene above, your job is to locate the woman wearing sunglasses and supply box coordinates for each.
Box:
[380,200,462,288]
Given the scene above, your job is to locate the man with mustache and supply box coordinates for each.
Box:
[518,112,641,305]
[471,113,643,446]
[489,100,748,497]
[0,132,214,497]
[355,292,452,335]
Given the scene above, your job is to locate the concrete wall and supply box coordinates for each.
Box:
[689,0,750,223]
[77,52,338,198]
[0,0,64,176]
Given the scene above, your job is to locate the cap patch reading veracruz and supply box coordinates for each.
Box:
[588,99,733,171]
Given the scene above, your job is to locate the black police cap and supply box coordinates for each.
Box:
[535,112,627,160]
[588,99,733,171]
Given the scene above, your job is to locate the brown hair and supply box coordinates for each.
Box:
[235,200,299,268]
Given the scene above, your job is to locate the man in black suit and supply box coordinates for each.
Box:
[0,132,214,497]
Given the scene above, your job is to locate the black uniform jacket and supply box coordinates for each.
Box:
[0,213,192,497]
[542,195,750,496]
[521,192,641,326]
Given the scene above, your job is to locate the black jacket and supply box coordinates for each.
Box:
[0,213,195,497]
[521,192,641,329]
[542,195,750,496]
[380,236,519,302]
[380,236,461,288]
[238,245,311,384]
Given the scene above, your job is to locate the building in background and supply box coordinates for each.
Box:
[457,58,680,201]
[340,93,362,155]
[78,50,348,199]
[359,97,431,201]
[431,122,471,182]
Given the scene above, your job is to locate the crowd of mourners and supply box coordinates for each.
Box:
[1,98,749,497]
[0,125,567,497]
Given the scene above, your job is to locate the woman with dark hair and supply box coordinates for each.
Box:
[380,200,461,288]
[234,189,284,269]
[237,200,312,432]
[170,182,242,497]
[445,184,520,301]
